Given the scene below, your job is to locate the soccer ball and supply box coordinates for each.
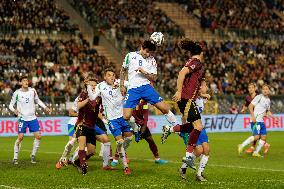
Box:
[150,32,164,46]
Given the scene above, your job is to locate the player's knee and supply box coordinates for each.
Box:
[123,114,131,121]
[116,139,124,146]
[18,136,24,142]
[101,135,110,143]
[124,136,133,142]
[35,135,41,140]
[254,135,260,140]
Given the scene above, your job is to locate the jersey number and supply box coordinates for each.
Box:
[25,98,29,103]
[109,91,113,96]
[139,60,142,66]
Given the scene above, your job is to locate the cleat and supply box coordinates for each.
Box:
[73,159,82,173]
[196,175,207,182]
[178,167,187,180]
[55,161,63,169]
[31,155,36,164]
[161,125,171,144]
[81,163,88,175]
[13,159,18,165]
[252,152,263,158]
[102,165,117,171]
[238,144,244,155]
[155,159,168,164]
[245,146,254,153]
[124,167,131,175]
[182,156,196,170]
[264,143,270,154]
[111,160,118,167]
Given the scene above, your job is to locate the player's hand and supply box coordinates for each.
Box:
[251,116,256,123]
[202,93,211,100]
[45,107,52,113]
[14,110,19,116]
[135,67,146,75]
[120,85,127,96]
[172,91,181,102]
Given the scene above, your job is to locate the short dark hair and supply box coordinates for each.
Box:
[103,67,115,76]
[248,82,256,87]
[20,75,28,81]
[142,40,156,51]
[86,73,98,82]
[179,38,202,55]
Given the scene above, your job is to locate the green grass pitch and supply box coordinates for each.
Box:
[1,132,284,189]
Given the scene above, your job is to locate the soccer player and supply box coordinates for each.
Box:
[162,39,206,169]
[9,75,51,164]
[119,40,178,129]
[131,100,168,164]
[240,83,270,154]
[55,97,79,169]
[178,79,210,182]
[86,68,132,175]
[73,74,100,175]
[238,84,276,157]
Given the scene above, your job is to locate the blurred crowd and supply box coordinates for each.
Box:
[0,36,116,101]
[178,0,284,34]
[69,0,183,48]
[0,0,78,32]
[124,38,284,99]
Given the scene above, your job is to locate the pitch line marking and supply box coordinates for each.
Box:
[0,185,23,189]
[4,150,284,173]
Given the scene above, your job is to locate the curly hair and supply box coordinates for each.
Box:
[179,38,202,55]
[142,40,156,51]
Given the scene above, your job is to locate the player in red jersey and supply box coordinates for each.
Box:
[73,74,101,175]
[240,83,270,154]
[132,100,168,164]
[162,39,205,170]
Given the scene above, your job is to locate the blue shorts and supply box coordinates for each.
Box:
[95,125,106,135]
[251,122,267,135]
[123,84,163,108]
[109,117,131,137]
[18,118,40,133]
[68,124,75,136]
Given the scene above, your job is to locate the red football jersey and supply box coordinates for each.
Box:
[76,91,101,128]
[181,58,203,100]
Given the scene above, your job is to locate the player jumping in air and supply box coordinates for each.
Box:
[162,39,206,170]
[9,75,51,165]
[87,68,132,175]
[240,83,270,154]
[178,79,210,182]
[238,84,277,158]
[119,40,178,132]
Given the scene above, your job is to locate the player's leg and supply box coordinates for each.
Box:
[13,133,24,165]
[196,143,209,182]
[239,122,260,155]
[120,118,133,151]
[122,87,142,121]
[95,126,115,170]
[253,123,267,157]
[29,119,41,164]
[13,118,28,164]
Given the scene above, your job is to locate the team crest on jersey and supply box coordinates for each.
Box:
[190,65,196,69]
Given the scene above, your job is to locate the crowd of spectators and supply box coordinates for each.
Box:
[124,38,284,99]
[69,0,184,49]
[0,36,116,101]
[178,0,284,35]
[0,0,78,33]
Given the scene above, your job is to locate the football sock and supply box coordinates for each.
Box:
[165,110,177,126]
[254,139,265,153]
[186,129,201,153]
[31,138,40,157]
[241,136,254,148]
[103,142,111,167]
[197,155,209,176]
[14,139,21,160]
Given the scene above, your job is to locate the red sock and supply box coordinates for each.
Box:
[145,137,159,158]
[186,129,201,153]
[78,150,86,166]
[252,141,257,147]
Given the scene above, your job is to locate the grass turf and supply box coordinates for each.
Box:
[1,132,284,189]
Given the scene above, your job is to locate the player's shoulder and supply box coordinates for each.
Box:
[97,81,107,90]
[185,58,201,69]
